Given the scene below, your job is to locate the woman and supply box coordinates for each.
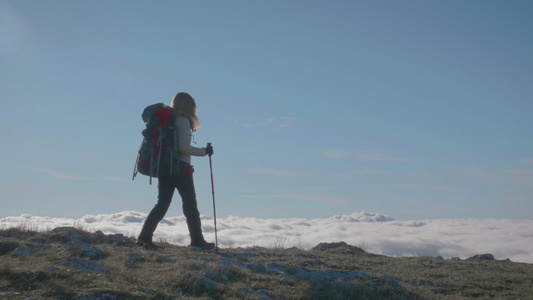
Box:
[137,92,215,250]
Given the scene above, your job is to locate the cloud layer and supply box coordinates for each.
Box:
[1,211,532,264]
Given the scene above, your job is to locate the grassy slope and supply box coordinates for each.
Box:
[0,227,532,299]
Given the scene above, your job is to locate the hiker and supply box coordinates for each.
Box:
[137,92,215,250]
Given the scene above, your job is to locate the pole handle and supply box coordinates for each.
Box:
[206,142,213,157]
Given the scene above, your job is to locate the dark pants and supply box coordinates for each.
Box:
[138,175,206,244]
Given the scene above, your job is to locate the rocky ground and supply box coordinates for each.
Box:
[1,227,532,299]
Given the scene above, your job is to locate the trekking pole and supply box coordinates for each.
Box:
[207,143,218,251]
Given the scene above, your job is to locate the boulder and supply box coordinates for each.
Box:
[468,253,495,260]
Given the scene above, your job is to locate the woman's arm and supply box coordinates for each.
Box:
[176,117,207,157]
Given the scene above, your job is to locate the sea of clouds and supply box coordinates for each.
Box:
[1,211,532,264]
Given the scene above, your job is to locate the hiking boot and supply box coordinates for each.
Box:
[136,238,159,250]
[190,240,216,250]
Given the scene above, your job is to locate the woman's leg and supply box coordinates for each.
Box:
[138,176,175,243]
[175,175,213,248]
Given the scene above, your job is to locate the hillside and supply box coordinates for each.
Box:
[0,227,532,299]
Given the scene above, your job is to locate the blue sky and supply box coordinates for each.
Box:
[1,0,532,220]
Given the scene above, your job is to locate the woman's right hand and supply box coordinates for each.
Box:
[205,144,214,156]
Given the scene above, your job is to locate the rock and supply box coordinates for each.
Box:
[218,257,244,272]
[94,231,134,246]
[201,264,229,282]
[107,233,132,246]
[94,231,106,243]
[58,257,109,273]
[52,227,86,242]
[311,241,368,255]
[190,272,226,291]
[311,241,349,251]
[40,234,52,240]
[247,262,266,273]
[157,255,171,263]
[30,243,50,251]
[294,268,373,286]
[12,246,35,257]
[377,275,402,288]
[468,253,495,260]
[62,241,103,259]
[261,261,377,288]
[451,257,461,261]
[127,253,145,268]
[265,263,288,274]
[46,266,58,273]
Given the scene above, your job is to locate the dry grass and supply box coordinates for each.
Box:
[0,227,532,299]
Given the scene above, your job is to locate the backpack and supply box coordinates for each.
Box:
[132,103,179,184]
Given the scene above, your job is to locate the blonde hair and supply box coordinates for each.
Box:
[170,92,201,131]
